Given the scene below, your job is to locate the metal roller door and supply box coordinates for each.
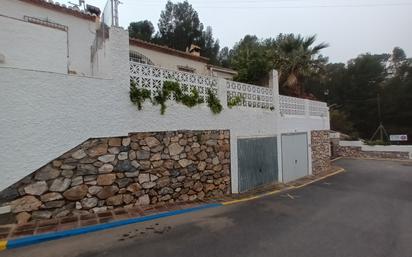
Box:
[281,133,309,182]
[237,137,278,192]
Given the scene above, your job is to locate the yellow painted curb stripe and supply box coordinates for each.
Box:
[0,240,7,251]
[292,168,345,189]
[222,189,284,205]
[222,168,345,205]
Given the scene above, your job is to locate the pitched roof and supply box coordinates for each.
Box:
[129,37,210,63]
[20,0,98,21]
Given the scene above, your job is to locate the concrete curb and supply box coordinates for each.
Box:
[1,203,222,251]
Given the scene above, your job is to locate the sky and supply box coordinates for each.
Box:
[68,0,411,63]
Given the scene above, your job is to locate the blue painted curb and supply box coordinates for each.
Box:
[7,203,222,249]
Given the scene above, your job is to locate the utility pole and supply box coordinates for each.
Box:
[370,94,389,142]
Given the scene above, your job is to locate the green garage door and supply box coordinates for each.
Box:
[237,137,278,192]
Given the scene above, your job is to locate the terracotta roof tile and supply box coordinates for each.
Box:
[129,37,210,63]
[20,0,98,21]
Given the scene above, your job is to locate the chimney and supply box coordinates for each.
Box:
[188,44,201,57]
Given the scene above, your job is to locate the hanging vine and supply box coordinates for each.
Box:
[129,80,152,110]
[130,80,221,115]
[227,95,245,108]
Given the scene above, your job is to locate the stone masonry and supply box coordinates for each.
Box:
[311,130,331,174]
[2,130,231,223]
[336,145,410,160]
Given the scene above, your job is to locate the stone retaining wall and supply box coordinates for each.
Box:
[311,130,331,174]
[2,130,231,223]
[336,145,410,160]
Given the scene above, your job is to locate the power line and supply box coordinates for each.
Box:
[135,2,412,9]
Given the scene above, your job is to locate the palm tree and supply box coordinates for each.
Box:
[274,34,329,97]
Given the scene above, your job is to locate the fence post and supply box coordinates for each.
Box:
[269,69,280,114]
[217,78,228,108]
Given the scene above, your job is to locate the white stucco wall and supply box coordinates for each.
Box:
[129,45,208,75]
[1,0,97,76]
[0,15,67,73]
[0,28,330,193]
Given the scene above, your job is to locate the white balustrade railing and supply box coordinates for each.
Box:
[130,62,328,117]
[226,81,274,109]
[279,95,306,115]
[309,99,329,117]
[130,62,218,102]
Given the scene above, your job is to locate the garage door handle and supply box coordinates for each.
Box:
[259,168,262,173]
[295,160,298,164]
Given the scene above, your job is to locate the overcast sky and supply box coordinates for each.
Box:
[70,0,411,63]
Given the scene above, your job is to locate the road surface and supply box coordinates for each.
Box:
[4,158,412,257]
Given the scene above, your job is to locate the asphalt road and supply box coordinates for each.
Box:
[4,159,412,257]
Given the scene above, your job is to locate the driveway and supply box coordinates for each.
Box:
[4,159,412,257]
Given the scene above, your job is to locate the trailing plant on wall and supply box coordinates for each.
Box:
[207,89,223,114]
[130,80,152,110]
[227,95,245,108]
[130,80,221,115]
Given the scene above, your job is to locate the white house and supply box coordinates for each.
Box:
[0,0,330,209]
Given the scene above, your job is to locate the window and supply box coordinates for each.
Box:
[129,51,154,65]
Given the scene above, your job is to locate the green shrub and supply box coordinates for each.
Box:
[129,80,151,110]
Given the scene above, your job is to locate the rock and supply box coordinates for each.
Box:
[76,201,82,209]
[72,149,87,160]
[131,160,140,168]
[168,143,183,156]
[52,160,62,168]
[157,177,170,187]
[50,178,71,192]
[118,152,128,160]
[63,185,88,200]
[139,161,151,170]
[98,155,115,163]
[108,147,120,154]
[129,150,137,160]
[152,160,164,168]
[76,164,97,175]
[98,164,114,173]
[84,175,97,182]
[159,187,173,195]
[142,182,156,189]
[40,192,63,202]
[106,195,123,206]
[87,143,108,157]
[116,160,135,172]
[81,197,98,209]
[197,162,207,171]
[126,183,141,193]
[124,170,139,178]
[109,138,122,147]
[137,194,150,205]
[123,194,134,204]
[24,181,48,195]
[197,151,208,160]
[71,176,83,186]
[204,184,215,192]
[122,137,131,146]
[97,174,117,186]
[150,174,159,181]
[43,200,65,209]
[11,196,42,213]
[193,182,203,192]
[61,164,76,170]
[151,145,164,153]
[116,178,132,188]
[32,211,52,220]
[178,159,193,168]
[16,212,31,224]
[88,186,102,195]
[61,169,74,178]
[206,140,217,146]
[212,157,220,165]
[92,207,107,213]
[138,173,150,184]
[160,194,172,201]
[35,165,60,181]
[136,150,150,160]
[145,137,161,148]
[150,153,161,161]
[97,186,119,199]
[179,138,187,146]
